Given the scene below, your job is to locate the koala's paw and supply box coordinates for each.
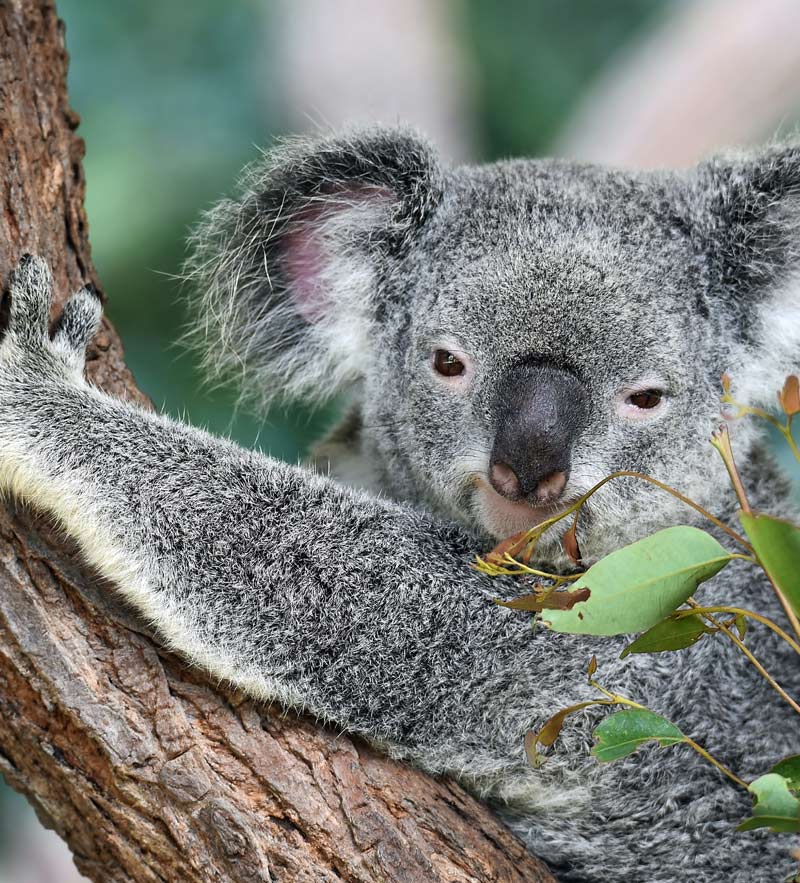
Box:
[3,255,102,379]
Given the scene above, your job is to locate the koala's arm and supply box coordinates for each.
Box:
[0,257,567,770]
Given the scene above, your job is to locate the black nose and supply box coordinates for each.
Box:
[489,363,588,505]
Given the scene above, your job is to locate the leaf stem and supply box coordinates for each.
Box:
[723,394,800,466]
[687,600,800,716]
[682,737,748,789]
[674,605,800,656]
[779,423,800,466]
[710,426,752,516]
[728,553,759,564]
[474,554,581,581]
[709,426,800,642]
[724,400,785,432]
[588,679,646,710]
[507,469,752,559]
[764,570,800,645]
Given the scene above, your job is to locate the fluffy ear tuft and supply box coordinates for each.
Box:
[183,127,443,408]
[692,142,800,300]
[688,143,800,408]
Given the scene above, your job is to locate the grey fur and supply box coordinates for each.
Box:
[2,128,799,882]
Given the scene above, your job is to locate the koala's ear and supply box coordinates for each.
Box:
[688,143,800,405]
[185,127,443,405]
[690,144,800,300]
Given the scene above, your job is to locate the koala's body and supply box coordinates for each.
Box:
[1,129,799,883]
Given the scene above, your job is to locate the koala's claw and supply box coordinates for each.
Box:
[5,254,102,373]
[52,286,102,360]
[8,254,54,344]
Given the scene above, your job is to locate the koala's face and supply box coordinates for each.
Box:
[360,162,741,558]
[188,129,799,562]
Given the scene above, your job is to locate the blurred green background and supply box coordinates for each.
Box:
[4,1,800,878]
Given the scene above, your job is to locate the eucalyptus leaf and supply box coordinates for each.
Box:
[592,709,685,762]
[620,613,712,658]
[537,700,605,749]
[737,773,800,833]
[739,512,800,617]
[542,527,733,636]
[525,700,610,767]
[770,756,800,792]
[496,587,590,612]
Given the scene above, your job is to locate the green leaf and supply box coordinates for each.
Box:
[738,773,800,833]
[620,613,712,658]
[770,756,800,792]
[542,527,733,636]
[739,512,800,618]
[592,709,685,762]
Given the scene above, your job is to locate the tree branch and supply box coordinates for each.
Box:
[0,3,556,881]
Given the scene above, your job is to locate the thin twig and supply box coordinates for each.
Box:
[675,605,800,656]
[710,426,800,642]
[687,600,800,716]
[516,470,752,554]
[710,427,752,516]
[779,424,800,465]
[683,736,748,789]
[763,571,800,644]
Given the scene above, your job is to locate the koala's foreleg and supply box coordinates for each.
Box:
[0,257,569,755]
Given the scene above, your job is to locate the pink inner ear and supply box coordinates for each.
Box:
[280,185,394,324]
[282,214,329,324]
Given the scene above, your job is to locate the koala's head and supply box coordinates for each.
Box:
[186,128,800,562]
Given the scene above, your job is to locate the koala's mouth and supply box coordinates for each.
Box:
[473,477,574,540]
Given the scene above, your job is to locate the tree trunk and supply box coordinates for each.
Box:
[0,3,557,881]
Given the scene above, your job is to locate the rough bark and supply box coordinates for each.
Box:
[0,3,557,881]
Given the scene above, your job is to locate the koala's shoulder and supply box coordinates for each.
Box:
[309,406,387,496]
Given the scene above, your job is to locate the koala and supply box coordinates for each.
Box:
[1,127,799,883]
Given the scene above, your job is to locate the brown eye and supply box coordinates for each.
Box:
[627,390,663,410]
[433,350,465,378]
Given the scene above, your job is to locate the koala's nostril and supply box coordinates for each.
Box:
[489,462,521,500]
[534,470,567,504]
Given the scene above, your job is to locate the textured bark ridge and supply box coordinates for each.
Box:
[0,3,557,881]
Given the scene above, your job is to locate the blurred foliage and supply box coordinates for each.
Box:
[59,0,335,459]
[462,0,665,158]
[51,0,672,463]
